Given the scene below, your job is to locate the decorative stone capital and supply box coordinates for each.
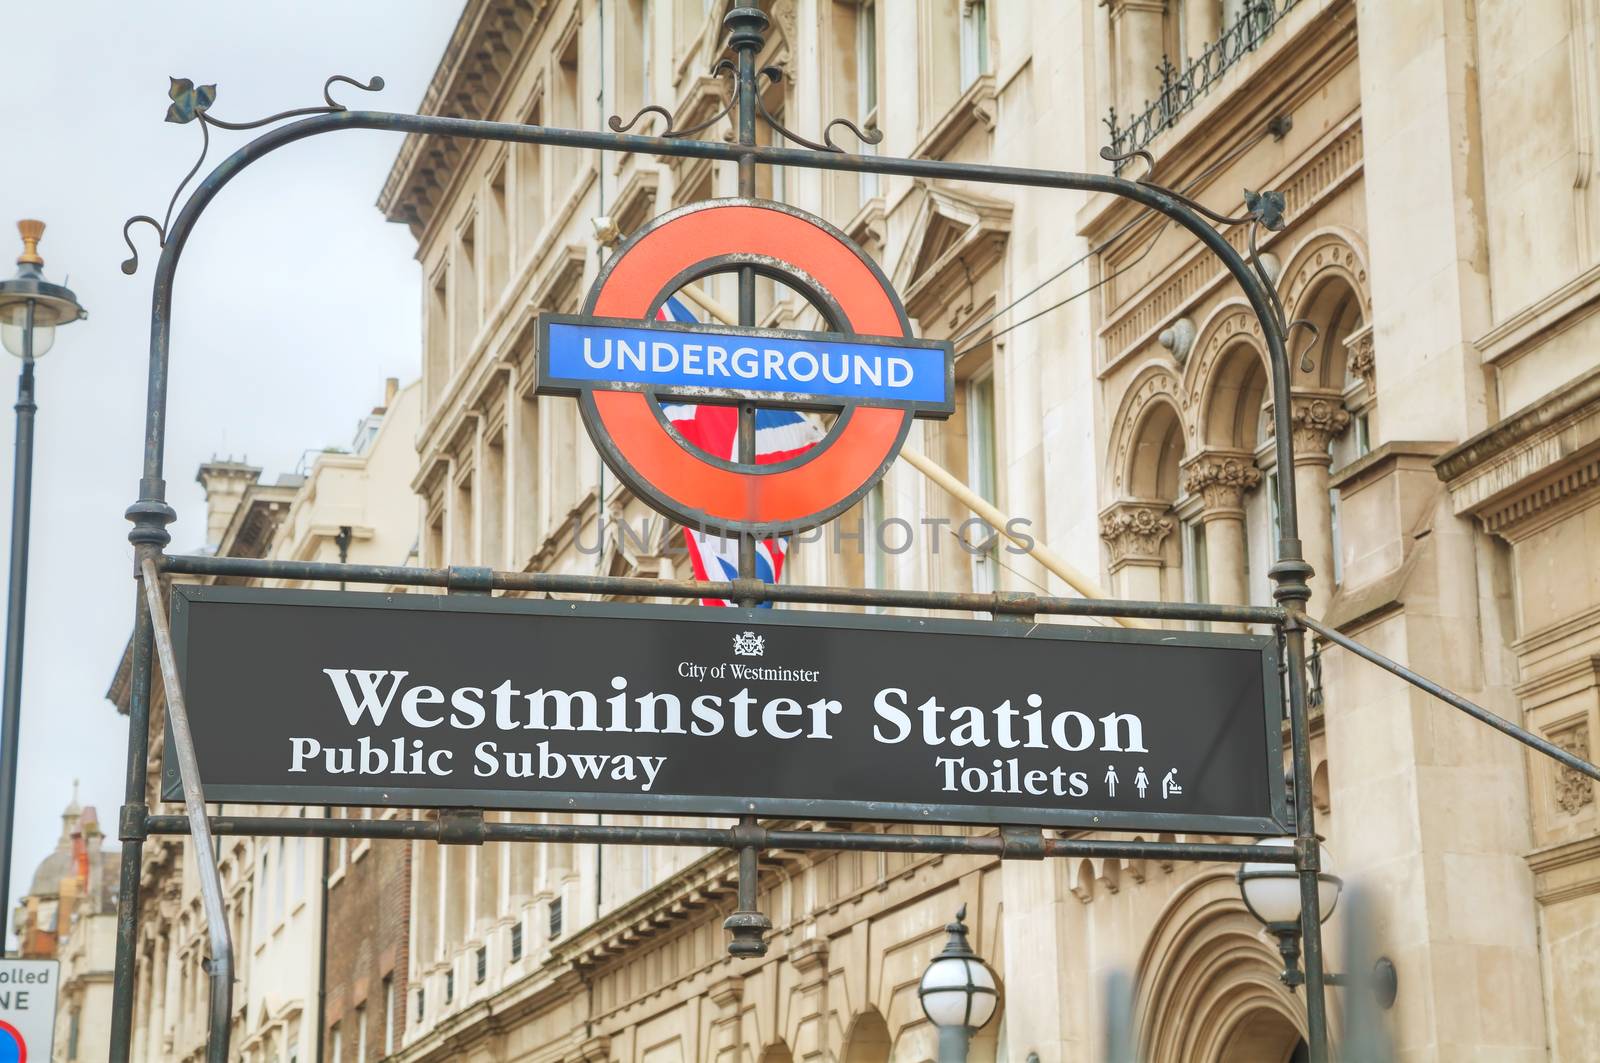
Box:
[1553,723,1595,816]
[1181,451,1262,514]
[1267,391,1350,463]
[577,1035,613,1063]
[1344,324,1375,393]
[707,974,744,1011]
[790,937,829,976]
[1098,501,1175,565]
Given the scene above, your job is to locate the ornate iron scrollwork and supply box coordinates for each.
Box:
[1099,146,1315,372]
[605,57,883,155]
[122,74,385,275]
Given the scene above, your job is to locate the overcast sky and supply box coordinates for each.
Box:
[0,1,463,937]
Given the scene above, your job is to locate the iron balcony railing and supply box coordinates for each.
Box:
[1104,0,1303,171]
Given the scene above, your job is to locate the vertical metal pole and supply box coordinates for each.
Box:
[937,1027,972,1063]
[109,570,155,1061]
[0,300,36,933]
[141,558,232,1063]
[1261,279,1330,1059]
[727,7,766,603]
[722,814,770,957]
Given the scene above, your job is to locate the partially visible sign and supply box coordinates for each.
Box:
[164,586,1290,836]
[540,314,954,410]
[0,959,58,1062]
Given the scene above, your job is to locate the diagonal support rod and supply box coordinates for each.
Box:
[141,557,233,1063]
[1301,615,1600,782]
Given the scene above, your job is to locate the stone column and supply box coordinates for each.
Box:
[1281,391,1349,615]
[1107,1,1168,115]
[1181,450,1261,626]
[1098,500,1175,604]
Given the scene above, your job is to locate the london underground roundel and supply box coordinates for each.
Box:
[537,199,953,538]
[0,1020,26,1063]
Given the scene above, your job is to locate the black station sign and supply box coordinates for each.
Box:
[164,586,1289,835]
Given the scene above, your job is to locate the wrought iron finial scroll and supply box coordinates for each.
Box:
[1098,145,1316,372]
[121,74,386,275]
[604,43,882,154]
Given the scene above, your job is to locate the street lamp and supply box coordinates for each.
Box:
[1236,837,1400,1012]
[1236,835,1342,990]
[918,904,999,1063]
[0,220,86,931]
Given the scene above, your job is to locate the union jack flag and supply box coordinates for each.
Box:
[655,296,824,607]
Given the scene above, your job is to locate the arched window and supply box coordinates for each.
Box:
[842,1008,892,1063]
[1102,397,1185,607]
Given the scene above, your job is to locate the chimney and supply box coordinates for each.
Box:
[383,376,399,410]
[195,461,262,552]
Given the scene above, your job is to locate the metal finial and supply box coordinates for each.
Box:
[16,220,43,268]
[724,7,769,52]
[939,903,976,957]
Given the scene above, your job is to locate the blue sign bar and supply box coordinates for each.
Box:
[539,314,954,410]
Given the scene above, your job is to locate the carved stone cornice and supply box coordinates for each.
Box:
[1181,450,1262,515]
[1098,500,1175,565]
[1436,363,1600,541]
[1344,324,1375,393]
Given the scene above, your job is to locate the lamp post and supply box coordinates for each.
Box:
[0,220,86,933]
[918,904,999,1063]
[1236,836,1399,1009]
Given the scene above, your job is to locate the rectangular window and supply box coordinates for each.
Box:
[511,921,524,963]
[863,480,887,594]
[355,1005,367,1061]
[483,431,507,570]
[1355,410,1370,456]
[475,946,487,984]
[454,215,480,365]
[485,160,509,310]
[274,837,286,923]
[553,30,582,191]
[416,988,426,1024]
[382,977,395,1055]
[619,0,651,120]
[960,0,989,89]
[1183,518,1211,632]
[291,824,305,903]
[256,851,269,935]
[857,0,879,201]
[549,897,564,940]
[330,1023,342,1063]
[445,970,455,1004]
[966,371,999,593]
[67,1010,80,1060]
[426,266,450,409]
[515,99,545,254]
[1330,487,1344,587]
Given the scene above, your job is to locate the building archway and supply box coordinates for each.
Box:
[841,1008,891,1063]
[1134,870,1309,1063]
[1217,1008,1308,1063]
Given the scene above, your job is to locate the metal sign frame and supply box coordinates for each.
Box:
[159,584,1291,835]
[100,9,1600,1063]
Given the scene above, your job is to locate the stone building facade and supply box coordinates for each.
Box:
[11,794,121,1061]
[370,0,1600,1060]
[106,379,422,1063]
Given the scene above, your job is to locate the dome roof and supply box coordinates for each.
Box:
[28,846,73,897]
[25,786,84,898]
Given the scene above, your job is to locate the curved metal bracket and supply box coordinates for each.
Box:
[121,73,385,274]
